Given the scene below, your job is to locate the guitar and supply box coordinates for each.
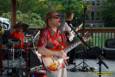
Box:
[41,32,91,71]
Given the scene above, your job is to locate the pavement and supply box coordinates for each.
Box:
[1,59,115,77]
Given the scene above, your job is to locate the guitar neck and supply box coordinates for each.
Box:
[64,37,90,53]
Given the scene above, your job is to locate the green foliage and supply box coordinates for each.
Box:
[0,0,84,28]
[102,0,115,27]
[2,11,45,28]
[16,0,84,17]
[64,0,83,16]
[0,0,11,14]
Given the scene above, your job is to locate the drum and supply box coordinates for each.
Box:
[1,48,26,69]
[5,48,23,60]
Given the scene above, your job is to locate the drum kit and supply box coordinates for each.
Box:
[1,34,46,77]
[1,39,26,77]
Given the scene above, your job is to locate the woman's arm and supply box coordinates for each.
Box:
[38,47,65,58]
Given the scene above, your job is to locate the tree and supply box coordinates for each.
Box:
[0,0,11,14]
[0,0,84,28]
[2,10,45,28]
[102,0,115,27]
[64,0,83,16]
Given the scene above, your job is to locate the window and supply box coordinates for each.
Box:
[97,0,100,5]
[96,12,101,20]
[86,14,90,20]
[91,11,94,20]
[92,1,95,6]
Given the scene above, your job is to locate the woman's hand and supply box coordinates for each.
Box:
[55,51,69,59]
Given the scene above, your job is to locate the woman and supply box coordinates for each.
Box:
[37,11,68,77]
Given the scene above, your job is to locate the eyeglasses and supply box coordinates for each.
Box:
[51,15,60,19]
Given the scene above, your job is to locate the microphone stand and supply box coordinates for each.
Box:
[68,25,94,72]
[69,26,109,73]
[97,55,109,77]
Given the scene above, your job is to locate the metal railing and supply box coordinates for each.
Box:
[79,28,115,48]
[28,28,115,48]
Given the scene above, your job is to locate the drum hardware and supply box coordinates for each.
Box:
[2,38,26,77]
[2,48,26,77]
